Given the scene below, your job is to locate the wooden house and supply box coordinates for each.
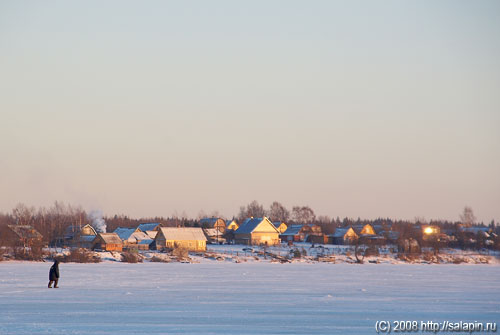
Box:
[0,225,43,248]
[199,218,226,234]
[203,228,225,244]
[234,217,280,246]
[223,220,239,243]
[280,224,323,243]
[154,227,207,252]
[92,233,123,252]
[64,224,97,248]
[272,222,288,234]
[331,227,359,245]
[280,225,303,242]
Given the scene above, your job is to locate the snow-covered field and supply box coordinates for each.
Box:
[1,262,499,334]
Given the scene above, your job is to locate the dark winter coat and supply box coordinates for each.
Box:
[49,261,60,281]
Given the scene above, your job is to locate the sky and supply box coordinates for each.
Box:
[0,1,499,223]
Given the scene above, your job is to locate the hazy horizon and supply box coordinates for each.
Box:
[1,1,499,223]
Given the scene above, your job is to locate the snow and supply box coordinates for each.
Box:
[0,261,499,334]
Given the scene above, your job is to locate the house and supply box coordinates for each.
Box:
[154,227,207,252]
[280,224,323,243]
[223,220,239,243]
[272,222,288,234]
[225,219,239,231]
[92,233,123,252]
[203,228,225,244]
[331,227,359,245]
[352,224,376,236]
[64,224,98,249]
[113,227,152,250]
[280,225,303,242]
[137,222,162,232]
[137,222,162,239]
[234,217,280,246]
[0,225,43,248]
[199,218,226,233]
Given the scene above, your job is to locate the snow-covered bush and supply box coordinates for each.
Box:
[121,251,143,263]
[172,246,189,260]
[56,248,101,263]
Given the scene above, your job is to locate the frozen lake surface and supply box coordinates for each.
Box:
[0,262,499,334]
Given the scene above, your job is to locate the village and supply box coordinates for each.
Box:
[1,215,498,265]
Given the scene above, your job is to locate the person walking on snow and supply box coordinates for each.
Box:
[48,260,60,288]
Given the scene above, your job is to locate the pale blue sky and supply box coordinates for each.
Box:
[1,1,499,222]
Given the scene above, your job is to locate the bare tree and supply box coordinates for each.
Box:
[316,215,334,234]
[460,206,476,227]
[12,203,36,226]
[268,201,289,222]
[238,200,266,221]
[291,206,316,224]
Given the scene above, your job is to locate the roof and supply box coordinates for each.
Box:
[333,228,350,238]
[281,225,303,236]
[203,228,220,237]
[113,227,136,240]
[131,231,150,241]
[226,219,237,226]
[138,239,153,245]
[79,235,97,243]
[97,233,123,244]
[146,231,158,239]
[7,225,43,239]
[459,226,491,234]
[235,217,278,234]
[352,224,375,235]
[137,223,161,232]
[200,218,219,225]
[158,227,207,241]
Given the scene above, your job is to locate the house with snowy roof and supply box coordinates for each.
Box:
[203,228,226,245]
[136,222,163,239]
[113,227,153,250]
[234,217,280,246]
[92,233,123,252]
[154,227,207,252]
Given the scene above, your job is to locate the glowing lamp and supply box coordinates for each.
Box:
[424,227,434,235]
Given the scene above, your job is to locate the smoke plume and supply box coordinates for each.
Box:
[88,210,106,233]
